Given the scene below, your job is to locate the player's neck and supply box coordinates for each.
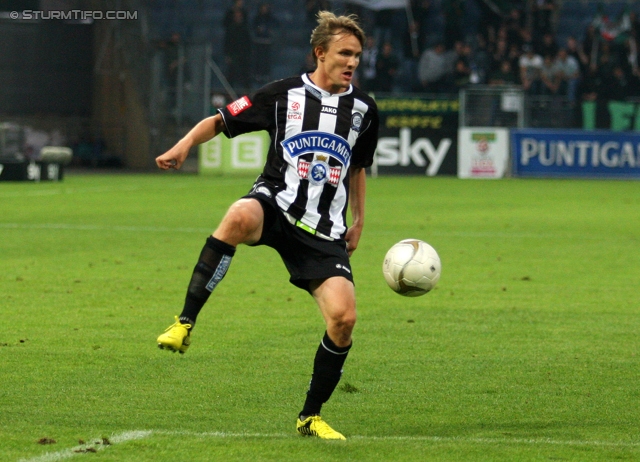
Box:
[307,70,349,95]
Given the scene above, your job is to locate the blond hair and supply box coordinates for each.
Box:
[309,11,365,64]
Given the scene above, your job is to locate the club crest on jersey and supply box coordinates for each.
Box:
[227,96,252,116]
[351,112,363,132]
[281,131,351,166]
[297,155,341,187]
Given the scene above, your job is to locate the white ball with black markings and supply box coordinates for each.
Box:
[382,239,441,297]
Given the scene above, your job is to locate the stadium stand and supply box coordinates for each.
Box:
[2,0,640,171]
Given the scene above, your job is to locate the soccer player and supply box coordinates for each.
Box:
[155,11,379,440]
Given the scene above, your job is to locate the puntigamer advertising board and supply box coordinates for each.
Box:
[512,129,640,179]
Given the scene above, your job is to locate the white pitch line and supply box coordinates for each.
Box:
[154,429,640,448]
[18,429,640,461]
[350,435,640,448]
[0,222,628,243]
[0,223,212,234]
[0,177,253,199]
[18,431,152,462]
[0,185,142,199]
[0,223,575,240]
[155,430,291,439]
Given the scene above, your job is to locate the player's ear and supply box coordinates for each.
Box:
[314,46,326,63]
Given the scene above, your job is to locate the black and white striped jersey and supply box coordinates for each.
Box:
[218,73,379,240]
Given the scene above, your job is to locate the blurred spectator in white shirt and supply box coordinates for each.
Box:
[553,48,581,101]
[519,44,543,94]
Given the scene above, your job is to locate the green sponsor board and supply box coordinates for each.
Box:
[582,100,640,131]
[198,131,269,175]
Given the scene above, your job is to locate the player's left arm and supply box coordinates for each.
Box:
[156,114,226,170]
[345,166,366,257]
[346,99,378,256]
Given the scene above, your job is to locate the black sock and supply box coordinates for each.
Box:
[179,236,235,327]
[300,332,351,418]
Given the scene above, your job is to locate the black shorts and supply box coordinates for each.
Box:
[242,181,354,292]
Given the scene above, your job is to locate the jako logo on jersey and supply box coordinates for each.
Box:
[227,96,252,116]
[321,106,337,115]
[281,131,351,165]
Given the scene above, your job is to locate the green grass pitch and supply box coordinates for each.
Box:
[1,173,639,461]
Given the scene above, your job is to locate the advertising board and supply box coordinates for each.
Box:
[0,161,64,182]
[198,131,268,175]
[374,97,458,176]
[512,129,640,178]
[458,127,509,178]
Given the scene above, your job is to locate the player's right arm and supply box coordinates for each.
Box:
[156,114,227,170]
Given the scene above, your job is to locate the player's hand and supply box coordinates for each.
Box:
[156,157,178,169]
[344,225,362,257]
[156,142,189,170]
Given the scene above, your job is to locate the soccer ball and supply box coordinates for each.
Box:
[382,239,441,297]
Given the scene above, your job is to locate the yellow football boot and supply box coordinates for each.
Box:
[296,415,346,440]
[157,316,191,354]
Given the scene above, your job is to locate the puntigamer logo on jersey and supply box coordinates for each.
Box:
[281,131,352,166]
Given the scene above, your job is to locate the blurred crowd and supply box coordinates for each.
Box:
[350,0,640,102]
[158,0,640,102]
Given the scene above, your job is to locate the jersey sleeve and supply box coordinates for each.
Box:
[218,85,275,138]
[350,103,379,169]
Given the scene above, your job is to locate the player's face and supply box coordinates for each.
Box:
[313,33,362,94]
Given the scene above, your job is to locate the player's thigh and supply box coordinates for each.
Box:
[311,276,357,326]
[213,198,264,246]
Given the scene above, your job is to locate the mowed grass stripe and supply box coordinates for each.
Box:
[0,222,632,243]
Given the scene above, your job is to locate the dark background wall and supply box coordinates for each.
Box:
[0,21,93,115]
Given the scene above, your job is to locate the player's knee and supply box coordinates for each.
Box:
[224,202,261,237]
[341,315,356,335]
[332,310,356,334]
[329,314,355,347]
